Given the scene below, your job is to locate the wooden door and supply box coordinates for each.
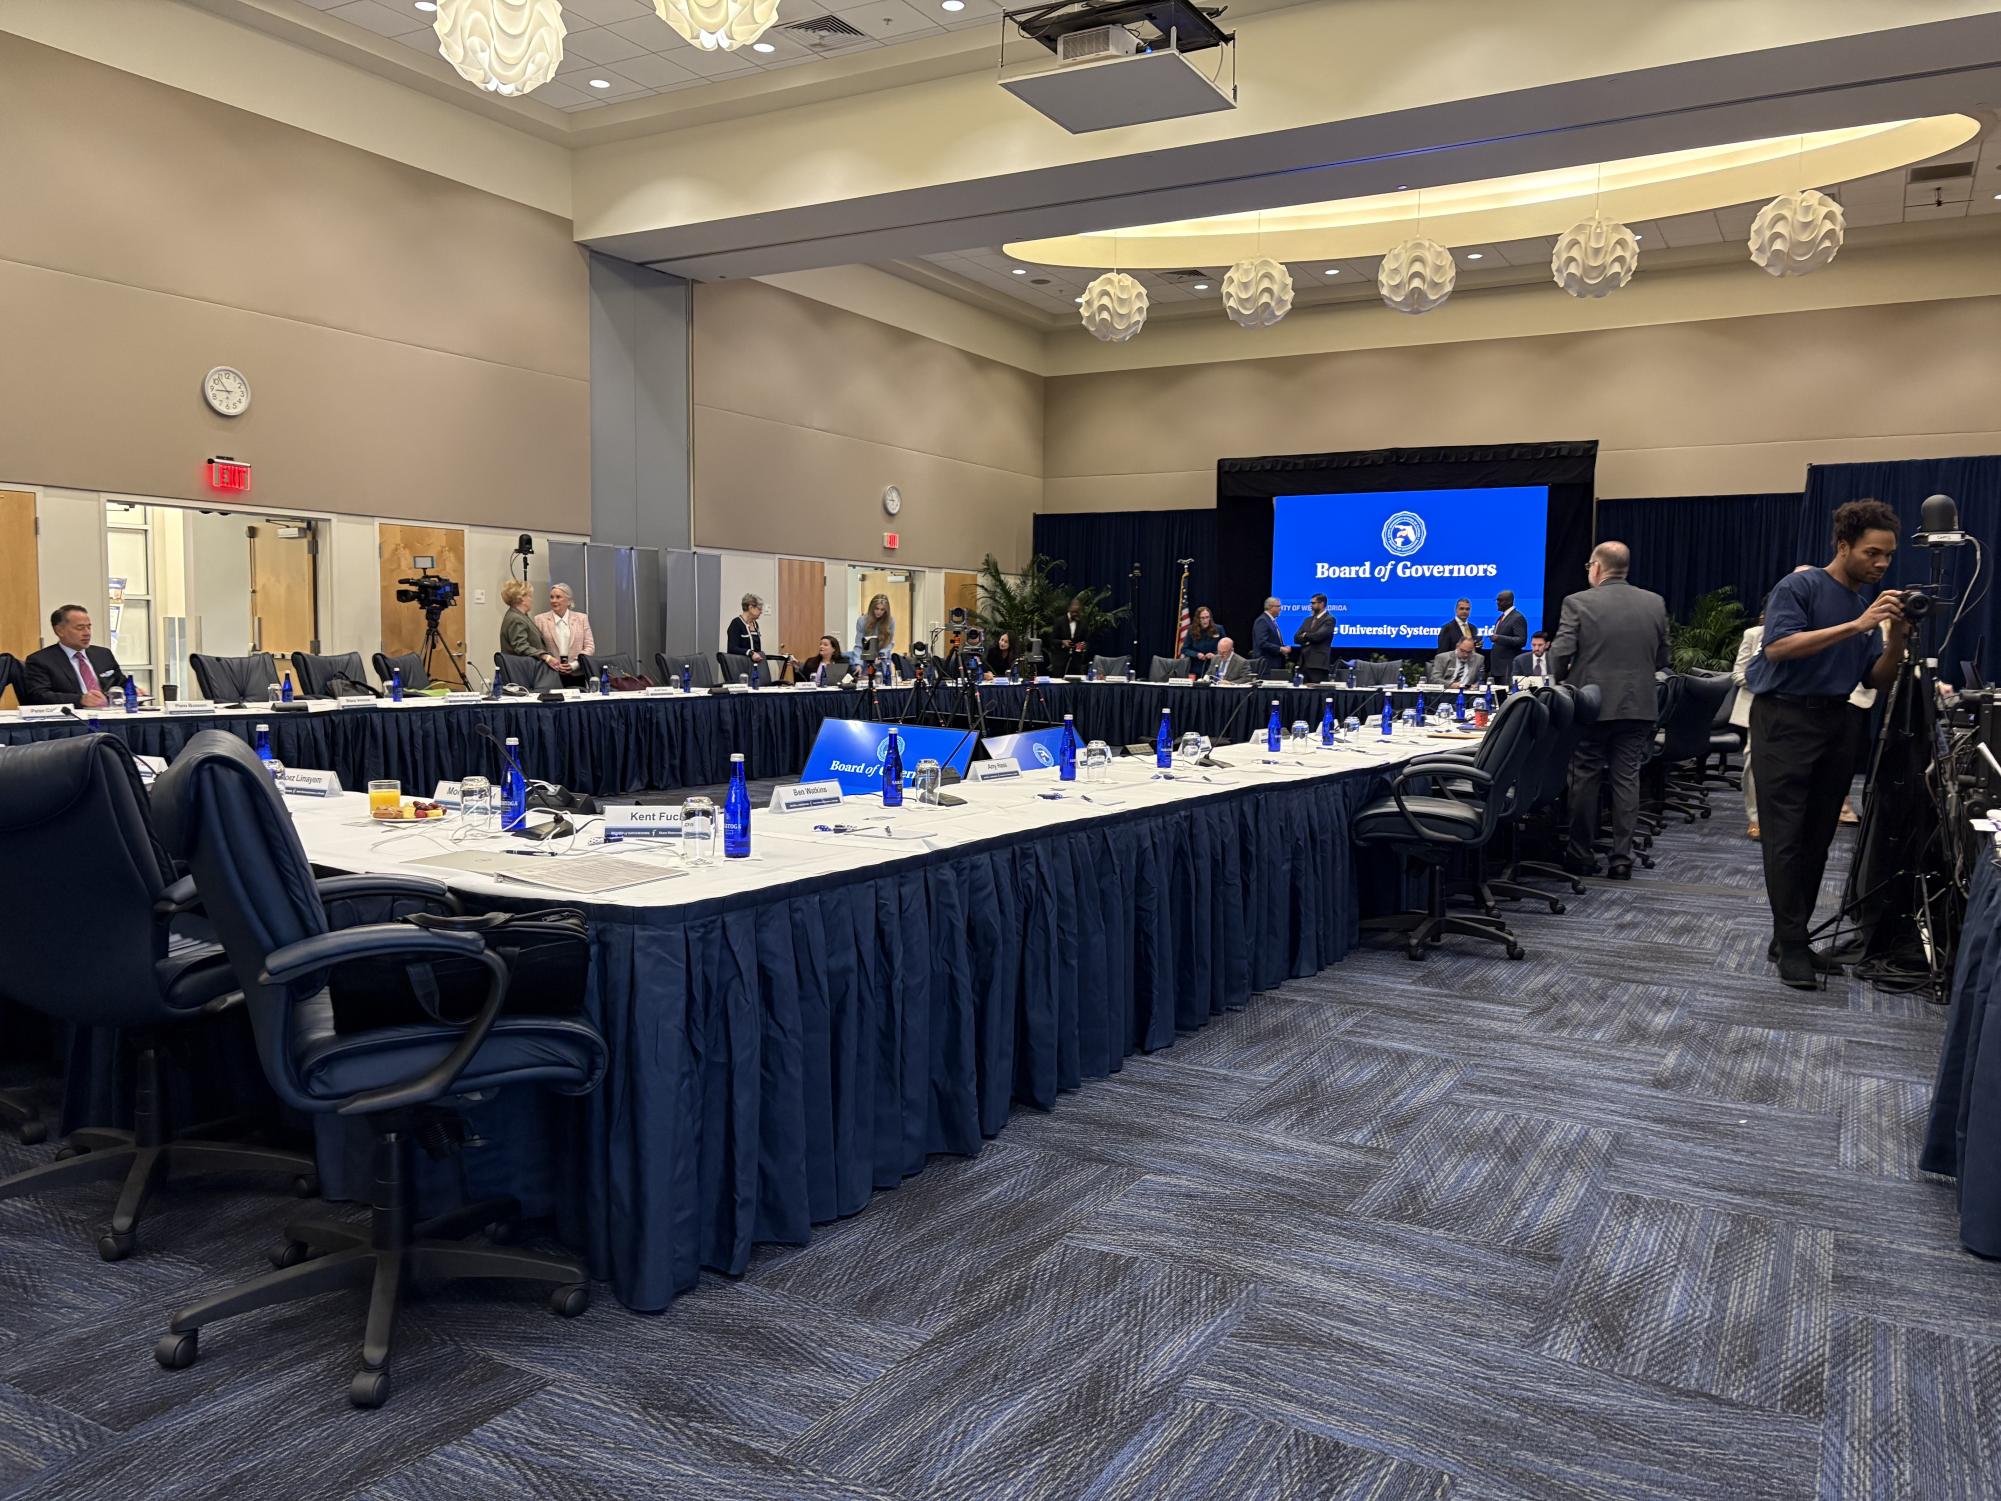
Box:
[943,570,978,625]
[248,522,317,659]
[777,558,825,663]
[0,489,35,706]
[378,523,466,676]
[856,569,915,654]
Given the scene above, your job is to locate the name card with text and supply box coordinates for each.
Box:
[643,685,681,697]
[168,701,217,716]
[17,705,67,721]
[603,804,683,842]
[276,768,343,798]
[337,696,380,710]
[444,691,484,705]
[134,755,168,780]
[770,780,844,813]
[967,760,1022,783]
[430,781,462,808]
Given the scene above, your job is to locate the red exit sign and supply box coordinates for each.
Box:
[206,457,252,493]
[883,531,899,550]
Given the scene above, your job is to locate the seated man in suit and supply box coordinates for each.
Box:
[1428,634,1487,689]
[1437,598,1477,652]
[1206,636,1253,683]
[1512,631,1554,679]
[23,604,124,707]
[1250,597,1291,677]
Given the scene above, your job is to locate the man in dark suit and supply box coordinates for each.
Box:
[1292,594,1334,682]
[1489,589,1527,679]
[1437,599,1476,652]
[23,604,124,708]
[1550,541,1670,879]
[1047,595,1092,675]
[1512,632,1553,679]
[1250,597,1291,678]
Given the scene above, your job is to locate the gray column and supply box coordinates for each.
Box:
[588,253,691,552]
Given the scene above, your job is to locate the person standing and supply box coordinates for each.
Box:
[1747,500,1908,989]
[853,593,896,667]
[1490,589,1527,680]
[1731,610,1765,841]
[1293,594,1334,682]
[1251,597,1291,678]
[1048,595,1092,675]
[1550,540,1670,881]
[533,583,594,675]
[1182,605,1222,671]
[1437,599,1476,651]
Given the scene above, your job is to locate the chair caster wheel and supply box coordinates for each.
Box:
[290,1174,319,1199]
[1548,901,1567,915]
[550,1283,590,1318]
[267,1239,311,1270]
[155,1331,198,1370]
[1506,944,1525,960]
[1568,880,1585,895]
[487,1220,519,1246]
[350,1367,391,1409]
[54,1143,84,1161]
[1403,945,1425,962]
[19,1120,47,1147]
[97,1229,136,1262]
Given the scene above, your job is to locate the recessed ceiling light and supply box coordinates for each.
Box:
[1466,252,1483,260]
[1634,232,1644,239]
[589,78,612,89]
[1397,184,1409,191]
[1192,282,1209,290]
[1011,267,1027,275]
[752,40,775,51]
[1074,295,1084,303]
[1323,268,1339,276]
[942,0,966,9]
[413,0,437,9]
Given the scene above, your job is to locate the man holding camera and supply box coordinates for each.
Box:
[1747,499,1910,989]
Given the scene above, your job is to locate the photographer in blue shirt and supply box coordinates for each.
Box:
[1745,499,1910,989]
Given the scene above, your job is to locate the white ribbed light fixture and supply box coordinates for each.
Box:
[652,0,781,50]
[1551,211,1640,299]
[1222,256,1294,328]
[1748,188,1846,276]
[433,0,566,96]
[1377,237,1456,314]
[1079,272,1148,343]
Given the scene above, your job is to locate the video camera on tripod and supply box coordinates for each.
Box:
[395,558,461,619]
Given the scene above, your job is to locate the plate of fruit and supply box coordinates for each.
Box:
[370,798,449,824]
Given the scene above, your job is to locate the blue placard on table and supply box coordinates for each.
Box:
[799,719,979,795]
[982,727,1069,772]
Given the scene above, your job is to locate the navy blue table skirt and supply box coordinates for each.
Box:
[308,759,1394,1312]
[1923,850,2001,1255]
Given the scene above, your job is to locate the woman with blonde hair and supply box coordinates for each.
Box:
[853,593,896,664]
[498,578,570,678]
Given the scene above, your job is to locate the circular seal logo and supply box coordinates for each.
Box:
[1032,743,1056,768]
[875,735,894,762]
[1382,511,1426,557]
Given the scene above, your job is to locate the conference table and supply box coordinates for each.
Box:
[274,727,1444,1311]
[0,677,1475,799]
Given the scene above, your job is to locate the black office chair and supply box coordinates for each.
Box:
[372,652,427,692]
[657,653,717,689]
[0,651,20,708]
[717,651,759,685]
[189,652,280,705]
[1354,690,1544,960]
[493,652,560,692]
[150,731,607,1408]
[1651,671,1734,823]
[1147,654,1187,682]
[1409,687,1569,917]
[577,653,644,685]
[1092,654,1132,678]
[1704,681,1745,789]
[291,651,374,699]
[0,735,319,1258]
[1509,683,1591,897]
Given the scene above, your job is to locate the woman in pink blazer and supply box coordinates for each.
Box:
[533,583,594,671]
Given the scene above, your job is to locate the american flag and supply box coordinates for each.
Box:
[1171,562,1192,655]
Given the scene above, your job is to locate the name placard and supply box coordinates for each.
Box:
[771,780,844,813]
[17,704,67,721]
[643,685,681,697]
[337,696,379,710]
[968,760,1021,783]
[444,691,484,705]
[430,780,462,808]
[724,682,754,694]
[275,768,343,798]
[603,804,683,842]
[134,755,167,780]
[168,700,216,716]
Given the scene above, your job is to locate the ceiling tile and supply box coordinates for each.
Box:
[669,42,767,75]
[325,0,427,38]
[392,28,443,55]
[575,68,651,99]
[610,50,701,87]
[562,0,658,23]
[564,25,653,62]
[554,97,608,111]
[602,13,683,46]
[834,0,944,41]
[1653,211,1722,247]
[525,79,597,108]
[1906,175,1972,207]
[1905,197,1970,221]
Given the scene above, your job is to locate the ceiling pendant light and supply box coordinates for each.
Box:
[434,0,566,96]
[1377,238,1455,314]
[1221,256,1293,328]
[1747,188,1846,277]
[1079,271,1148,343]
[652,0,782,51]
[1551,210,1640,299]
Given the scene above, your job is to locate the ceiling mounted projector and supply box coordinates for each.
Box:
[999,0,1235,134]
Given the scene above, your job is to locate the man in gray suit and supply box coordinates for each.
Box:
[1489,589,1528,680]
[1551,540,1670,879]
[1429,636,1486,688]
[1207,636,1253,682]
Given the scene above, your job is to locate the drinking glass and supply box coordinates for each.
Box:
[1196,736,1213,759]
[1179,731,1202,761]
[1289,721,1311,752]
[367,779,401,818]
[460,775,493,835]
[265,684,283,707]
[683,796,716,865]
[914,758,943,804]
[1083,740,1111,782]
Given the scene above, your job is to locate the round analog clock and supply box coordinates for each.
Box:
[203,366,251,417]
[882,485,903,517]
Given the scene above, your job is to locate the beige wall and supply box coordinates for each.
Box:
[0,33,589,533]
[691,279,1041,570]
[1042,297,2001,509]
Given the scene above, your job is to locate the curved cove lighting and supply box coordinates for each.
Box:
[653,0,782,51]
[434,0,566,96]
[1004,116,1977,269]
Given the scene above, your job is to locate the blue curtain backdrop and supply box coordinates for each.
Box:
[1594,493,1803,618]
[1032,509,1218,661]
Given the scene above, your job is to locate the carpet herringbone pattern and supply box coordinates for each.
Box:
[0,790,1992,1500]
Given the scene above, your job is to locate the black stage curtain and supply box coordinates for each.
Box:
[1594,493,1802,619]
[1032,509,1219,660]
[1214,442,1597,642]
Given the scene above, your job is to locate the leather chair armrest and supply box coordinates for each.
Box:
[154,873,203,921]
[314,874,460,912]
[1387,761,1494,844]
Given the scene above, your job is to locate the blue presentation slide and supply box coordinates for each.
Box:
[983,727,1070,772]
[1270,487,1549,647]
[800,719,979,795]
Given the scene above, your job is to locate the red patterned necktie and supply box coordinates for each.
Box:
[74,650,99,696]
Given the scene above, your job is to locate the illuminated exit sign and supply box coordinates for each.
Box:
[883,531,899,550]
[206,457,252,493]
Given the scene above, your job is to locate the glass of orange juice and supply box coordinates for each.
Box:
[368,779,402,818]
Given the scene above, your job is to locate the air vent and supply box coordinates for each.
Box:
[780,13,867,43]
[1909,161,1974,184]
[1162,268,1210,283]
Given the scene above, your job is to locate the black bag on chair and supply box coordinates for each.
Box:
[327,908,591,1031]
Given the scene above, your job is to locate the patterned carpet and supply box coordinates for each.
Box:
[0,787,1993,1500]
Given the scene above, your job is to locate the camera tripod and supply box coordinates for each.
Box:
[419,609,469,689]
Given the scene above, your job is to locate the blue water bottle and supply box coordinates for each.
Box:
[1322,698,1336,746]
[501,736,527,833]
[1291,665,1303,688]
[123,677,138,714]
[1059,713,1077,782]
[749,658,760,689]
[1345,662,1356,690]
[87,710,101,731]
[1455,689,1467,723]
[1414,689,1427,727]
[254,723,273,762]
[1267,698,1282,752]
[599,665,611,696]
[1086,659,1097,683]
[1155,707,1172,769]
[279,672,294,704]
[1380,695,1394,738]
[390,668,403,703]
[1483,685,1496,715]
[882,729,904,807]
[724,752,751,857]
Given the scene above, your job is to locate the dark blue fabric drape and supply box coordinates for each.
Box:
[1924,851,2001,1257]
[1032,510,1219,660]
[1594,493,1804,619]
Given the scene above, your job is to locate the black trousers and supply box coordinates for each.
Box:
[1750,694,1860,947]
[1567,719,1651,865]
